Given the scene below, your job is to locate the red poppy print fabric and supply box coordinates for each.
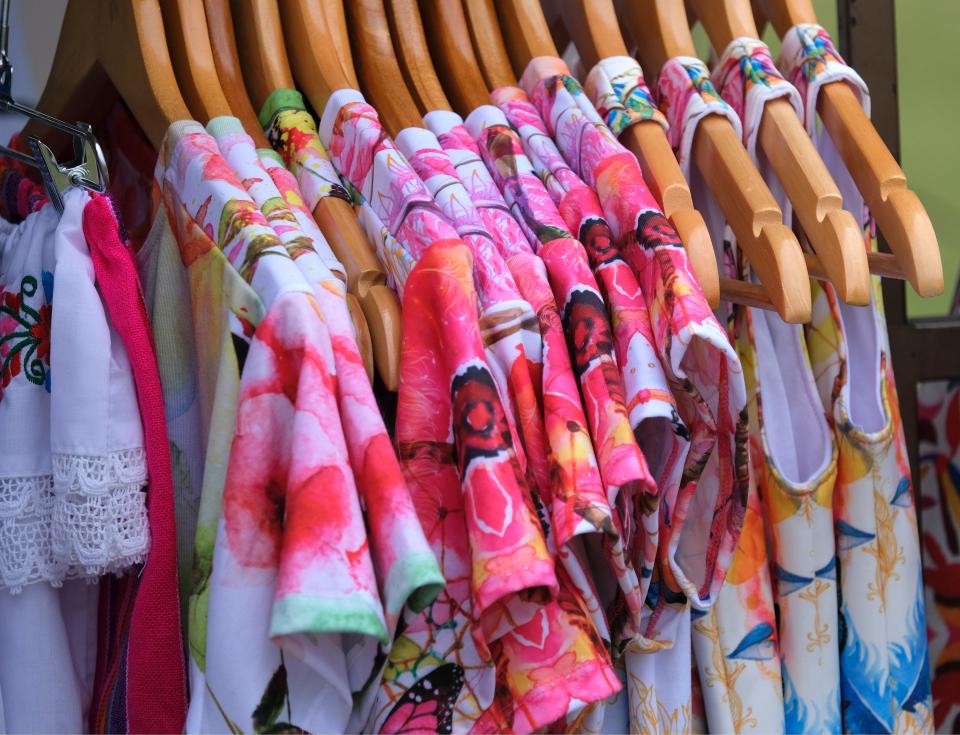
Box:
[210,117,443,638]
[161,121,390,734]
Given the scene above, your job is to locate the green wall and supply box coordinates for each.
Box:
[896,1,960,317]
[691,2,836,62]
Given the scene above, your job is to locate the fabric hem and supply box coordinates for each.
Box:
[510,658,621,734]
[383,551,445,615]
[269,593,389,643]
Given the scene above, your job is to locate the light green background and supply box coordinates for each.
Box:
[895,1,960,317]
[690,1,836,67]
[694,1,954,318]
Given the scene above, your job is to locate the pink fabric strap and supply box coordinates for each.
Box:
[82,194,187,734]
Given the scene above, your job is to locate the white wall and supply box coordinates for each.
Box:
[0,0,67,143]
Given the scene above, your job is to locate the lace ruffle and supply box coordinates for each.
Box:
[0,447,150,592]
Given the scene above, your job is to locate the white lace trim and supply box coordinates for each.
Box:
[0,448,150,592]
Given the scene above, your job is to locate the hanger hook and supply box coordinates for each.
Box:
[0,0,11,101]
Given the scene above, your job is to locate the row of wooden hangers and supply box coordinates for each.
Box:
[26,0,942,392]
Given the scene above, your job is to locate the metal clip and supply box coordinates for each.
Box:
[28,124,108,213]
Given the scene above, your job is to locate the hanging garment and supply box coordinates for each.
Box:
[464,102,652,664]
[693,38,846,735]
[423,111,635,723]
[493,84,684,598]
[397,123,638,732]
[147,120,415,734]
[139,122,267,734]
[656,52,841,734]
[210,116,445,727]
[530,58,748,735]
[780,24,933,734]
[84,193,188,735]
[421,110,616,635]
[0,189,149,592]
[490,83,691,733]
[318,89,619,733]
[0,188,150,733]
[101,100,157,253]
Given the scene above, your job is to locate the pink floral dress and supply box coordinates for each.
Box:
[464,102,656,666]
[529,57,749,734]
[319,91,619,733]
[422,110,613,593]
[423,113,644,725]
[493,85,685,604]
[209,116,443,639]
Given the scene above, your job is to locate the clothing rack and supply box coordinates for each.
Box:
[842,0,960,496]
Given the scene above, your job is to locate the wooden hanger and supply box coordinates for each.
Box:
[159,0,233,125]
[758,0,943,297]
[481,0,718,309]
[345,0,423,135]
[690,0,870,305]
[230,0,295,111]
[231,0,401,389]
[418,0,491,114]
[386,0,451,114]
[621,0,811,322]
[28,0,190,150]
[492,0,557,74]
[461,0,521,90]
[281,0,358,107]
[325,2,357,88]
[202,0,271,147]
[556,0,718,306]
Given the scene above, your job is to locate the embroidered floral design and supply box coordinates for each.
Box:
[0,271,53,395]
